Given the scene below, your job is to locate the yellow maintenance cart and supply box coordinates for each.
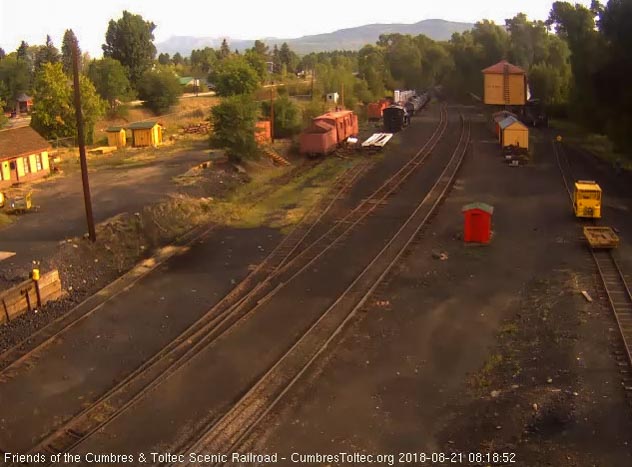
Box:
[0,190,33,214]
[573,180,602,219]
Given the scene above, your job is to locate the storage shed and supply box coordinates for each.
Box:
[0,126,51,188]
[326,92,339,104]
[492,110,518,138]
[462,202,494,244]
[105,127,127,148]
[482,60,527,106]
[255,120,271,144]
[499,116,529,150]
[128,121,162,148]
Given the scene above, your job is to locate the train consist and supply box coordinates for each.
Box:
[383,90,430,133]
[298,90,430,156]
[299,110,359,156]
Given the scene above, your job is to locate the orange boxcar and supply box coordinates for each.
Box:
[300,110,359,156]
[367,99,390,120]
[255,120,271,144]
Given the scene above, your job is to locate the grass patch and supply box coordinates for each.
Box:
[56,138,204,174]
[471,353,504,388]
[0,212,14,227]
[207,157,361,230]
[549,118,631,170]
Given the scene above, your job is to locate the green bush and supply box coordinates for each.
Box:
[138,67,182,115]
[261,96,302,138]
[209,95,259,162]
[211,56,260,97]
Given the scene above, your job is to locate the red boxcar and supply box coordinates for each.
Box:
[300,110,359,156]
[367,99,390,120]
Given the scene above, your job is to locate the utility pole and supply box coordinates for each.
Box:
[311,68,315,98]
[72,40,96,242]
[341,82,345,109]
[270,87,275,144]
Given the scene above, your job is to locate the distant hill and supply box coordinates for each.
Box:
[157,19,473,56]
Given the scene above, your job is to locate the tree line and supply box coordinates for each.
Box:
[1,1,630,154]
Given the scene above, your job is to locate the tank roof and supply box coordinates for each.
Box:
[482,60,526,75]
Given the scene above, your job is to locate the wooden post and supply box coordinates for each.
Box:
[270,87,275,144]
[72,40,96,242]
[341,82,345,110]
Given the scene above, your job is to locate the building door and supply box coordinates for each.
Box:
[471,212,484,242]
[9,160,19,182]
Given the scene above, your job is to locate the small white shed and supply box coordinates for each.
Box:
[326,92,339,104]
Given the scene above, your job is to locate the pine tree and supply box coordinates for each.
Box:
[220,39,231,59]
[61,29,79,75]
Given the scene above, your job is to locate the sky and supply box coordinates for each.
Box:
[0,0,592,57]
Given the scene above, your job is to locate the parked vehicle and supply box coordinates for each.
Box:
[383,105,410,133]
[299,110,359,156]
[367,99,391,120]
[573,180,602,219]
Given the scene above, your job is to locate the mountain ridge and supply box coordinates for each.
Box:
[156,19,473,56]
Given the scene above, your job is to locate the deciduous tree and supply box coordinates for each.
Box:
[87,57,134,110]
[30,62,104,143]
[211,56,260,96]
[209,94,259,162]
[103,11,157,87]
[137,67,182,114]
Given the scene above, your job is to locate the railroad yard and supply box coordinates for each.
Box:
[0,97,631,467]
[3,6,632,464]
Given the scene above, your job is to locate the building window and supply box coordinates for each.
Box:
[23,158,30,174]
[36,155,42,171]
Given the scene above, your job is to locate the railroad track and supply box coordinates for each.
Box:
[0,158,329,379]
[552,140,632,383]
[173,114,470,465]
[11,157,368,463]
[16,107,450,463]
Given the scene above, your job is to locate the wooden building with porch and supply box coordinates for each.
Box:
[0,126,51,188]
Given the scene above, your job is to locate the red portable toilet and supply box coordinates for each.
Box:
[462,202,494,244]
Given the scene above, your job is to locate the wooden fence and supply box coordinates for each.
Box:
[0,270,63,325]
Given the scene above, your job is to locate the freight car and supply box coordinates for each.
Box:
[383,105,410,133]
[404,93,430,116]
[299,110,359,156]
[367,99,391,120]
[394,90,416,104]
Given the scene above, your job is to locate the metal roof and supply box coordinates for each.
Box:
[105,126,126,132]
[128,121,159,130]
[575,180,601,191]
[499,116,527,130]
[462,202,494,214]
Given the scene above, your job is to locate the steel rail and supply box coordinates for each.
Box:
[552,140,632,370]
[175,115,470,464]
[21,107,450,463]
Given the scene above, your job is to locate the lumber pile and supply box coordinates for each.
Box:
[0,270,63,324]
[182,122,211,134]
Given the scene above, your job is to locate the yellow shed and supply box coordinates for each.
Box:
[105,127,127,148]
[499,116,529,150]
[482,60,527,106]
[128,121,163,148]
